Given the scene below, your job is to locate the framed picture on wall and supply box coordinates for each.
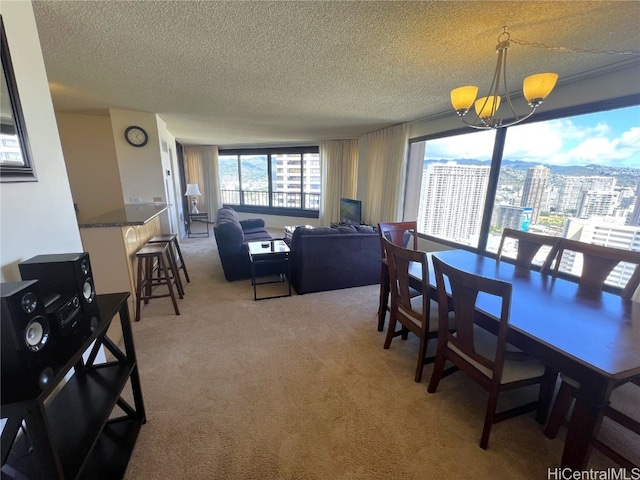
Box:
[1,14,37,182]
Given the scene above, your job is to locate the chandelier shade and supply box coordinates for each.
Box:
[451,86,478,113]
[523,73,558,106]
[475,96,501,119]
[450,28,558,129]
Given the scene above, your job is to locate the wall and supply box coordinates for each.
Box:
[56,112,124,218]
[109,109,166,205]
[156,116,184,237]
[0,2,83,282]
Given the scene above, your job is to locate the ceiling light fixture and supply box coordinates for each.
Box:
[451,27,558,130]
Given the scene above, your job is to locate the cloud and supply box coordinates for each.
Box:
[424,129,496,161]
[424,114,639,167]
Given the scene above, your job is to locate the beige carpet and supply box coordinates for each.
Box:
[123,235,635,479]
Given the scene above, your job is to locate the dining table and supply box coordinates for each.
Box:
[408,249,640,470]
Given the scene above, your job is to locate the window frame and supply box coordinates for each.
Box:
[219,145,320,218]
[409,93,640,256]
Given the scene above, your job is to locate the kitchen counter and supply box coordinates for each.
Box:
[78,204,169,228]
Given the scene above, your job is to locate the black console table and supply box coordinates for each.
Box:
[187,212,209,237]
[0,292,145,479]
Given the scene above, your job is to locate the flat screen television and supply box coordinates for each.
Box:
[339,197,362,225]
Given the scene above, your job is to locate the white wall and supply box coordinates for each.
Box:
[109,109,166,205]
[156,116,183,236]
[0,2,83,282]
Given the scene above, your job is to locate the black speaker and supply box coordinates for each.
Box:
[1,280,61,404]
[19,252,101,334]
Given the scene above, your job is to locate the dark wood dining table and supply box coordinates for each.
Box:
[408,249,640,469]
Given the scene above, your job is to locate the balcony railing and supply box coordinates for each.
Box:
[221,189,320,210]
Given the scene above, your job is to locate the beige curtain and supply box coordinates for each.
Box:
[359,123,409,225]
[183,145,221,218]
[202,146,222,215]
[318,139,359,226]
[403,141,425,222]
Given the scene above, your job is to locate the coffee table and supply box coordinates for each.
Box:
[247,240,291,300]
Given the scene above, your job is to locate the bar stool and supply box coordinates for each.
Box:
[147,235,184,297]
[148,234,190,286]
[135,243,181,322]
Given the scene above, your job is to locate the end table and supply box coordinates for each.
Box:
[187,212,209,237]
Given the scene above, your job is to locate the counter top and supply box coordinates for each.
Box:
[78,204,169,228]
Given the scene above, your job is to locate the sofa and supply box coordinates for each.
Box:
[213,207,275,281]
[289,225,380,294]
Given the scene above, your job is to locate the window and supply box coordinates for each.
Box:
[416,130,496,248]
[411,101,640,287]
[219,146,320,216]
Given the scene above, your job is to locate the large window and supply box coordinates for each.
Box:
[219,146,320,216]
[412,101,640,285]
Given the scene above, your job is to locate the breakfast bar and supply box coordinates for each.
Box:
[77,204,169,319]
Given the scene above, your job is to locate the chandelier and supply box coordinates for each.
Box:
[451,28,558,130]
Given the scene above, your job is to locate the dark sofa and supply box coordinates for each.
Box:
[213,207,274,281]
[289,225,380,294]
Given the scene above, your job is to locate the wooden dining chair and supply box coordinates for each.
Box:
[547,239,640,299]
[377,221,419,332]
[544,240,640,465]
[382,238,454,383]
[496,228,561,272]
[590,378,640,468]
[546,376,640,468]
[428,255,557,450]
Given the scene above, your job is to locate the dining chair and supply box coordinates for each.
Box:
[544,240,640,465]
[590,378,640,468]
[382,238,454,383]
[427,255,557,450]
[547,239,640,299]
[377,221,419,332]
[496,228,561,272]
[546,377,640,468]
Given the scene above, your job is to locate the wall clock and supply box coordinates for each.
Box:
[124,125,148,147]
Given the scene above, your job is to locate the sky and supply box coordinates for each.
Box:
[425,105,640,168]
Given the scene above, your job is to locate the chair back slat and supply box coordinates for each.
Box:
[378,221,418,260]
[383,238,428,323]
[550,239,640,300]
[432,255,512,381]
[496,228,561,272]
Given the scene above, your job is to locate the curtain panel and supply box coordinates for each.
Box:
[183,145,222,218]
[319,139,359,226]
[359,123,409,225]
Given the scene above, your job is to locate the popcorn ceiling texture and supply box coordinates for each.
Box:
[32,1,640,146]
[122,235,637,479]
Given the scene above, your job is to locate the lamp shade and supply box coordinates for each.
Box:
[451,86,478,111]
[185,183,202,197]
[474,96,501,119]
[523,73,558,104]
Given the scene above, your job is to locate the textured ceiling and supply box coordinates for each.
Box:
[31,1,640,147]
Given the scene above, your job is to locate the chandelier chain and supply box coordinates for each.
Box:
[511,37,640,56]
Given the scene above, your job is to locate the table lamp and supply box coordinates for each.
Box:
[185,183,202,214]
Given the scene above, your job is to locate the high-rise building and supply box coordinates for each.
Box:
[577,190,619,218]
[521,165,550,224]
[562,217,640,289]
[629,183,640,227]
[556,176,616,213]
[495,205,525,230]
[417,162,490,245]
[271,153,320,209]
